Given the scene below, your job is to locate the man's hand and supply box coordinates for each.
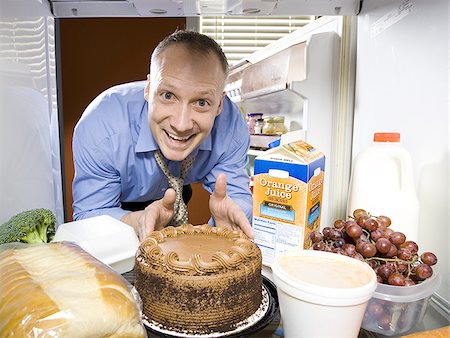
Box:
[121,189,176,241]
[210,173,254,239]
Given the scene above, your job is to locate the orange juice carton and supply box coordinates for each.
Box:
[252,140,325,266]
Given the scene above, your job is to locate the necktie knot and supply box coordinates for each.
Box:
[154,150,194,226]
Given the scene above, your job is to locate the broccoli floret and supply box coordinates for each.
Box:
[0,208,56,245]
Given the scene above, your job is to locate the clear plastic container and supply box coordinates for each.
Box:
[347,132,419,242]
[362,272,441,336]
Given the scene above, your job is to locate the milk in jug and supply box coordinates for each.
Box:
[347,132,419,242]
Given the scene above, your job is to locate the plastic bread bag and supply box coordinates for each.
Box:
[0,241,147,337]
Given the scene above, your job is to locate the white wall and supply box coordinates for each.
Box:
[354,0,449,302]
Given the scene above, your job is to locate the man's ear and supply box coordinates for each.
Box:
[144,74,150,101]
[216,92,226,116]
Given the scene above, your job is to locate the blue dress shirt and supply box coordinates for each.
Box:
[72,81,252,223]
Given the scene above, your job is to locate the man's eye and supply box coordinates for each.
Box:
[163,92,173,100]
[198,99,207,107]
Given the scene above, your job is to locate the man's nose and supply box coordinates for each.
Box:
[171,104,193,132]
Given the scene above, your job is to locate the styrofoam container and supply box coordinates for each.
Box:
[272,249,377,338]
[362,272,441,336]
[52,215,139,274]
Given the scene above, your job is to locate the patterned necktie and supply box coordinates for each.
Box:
[154,150,195,226]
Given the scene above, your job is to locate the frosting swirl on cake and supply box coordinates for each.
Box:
[137,224,257,275]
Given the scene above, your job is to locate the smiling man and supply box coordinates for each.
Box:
[72,30,253,240]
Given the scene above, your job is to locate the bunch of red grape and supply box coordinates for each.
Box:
[310,209,437,286]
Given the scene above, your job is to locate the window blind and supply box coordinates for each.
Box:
[200,16,316,66]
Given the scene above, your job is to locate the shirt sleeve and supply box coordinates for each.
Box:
[72,119,128,221]
[204,100,253,224]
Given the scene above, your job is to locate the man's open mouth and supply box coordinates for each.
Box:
[164,130,194,142]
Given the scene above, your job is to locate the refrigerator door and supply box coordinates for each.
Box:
[0,1,64,225]
[226,16,357,227]
[354,0,449,308]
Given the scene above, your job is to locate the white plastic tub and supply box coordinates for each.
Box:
[272,249,377,338]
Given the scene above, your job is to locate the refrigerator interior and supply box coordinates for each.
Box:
[0,0,448,313]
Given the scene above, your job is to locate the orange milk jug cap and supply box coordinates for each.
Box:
[373,132,400,142]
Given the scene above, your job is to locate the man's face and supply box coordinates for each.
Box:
[145,44,226,161]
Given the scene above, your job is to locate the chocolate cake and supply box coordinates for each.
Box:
[135,224,263,335]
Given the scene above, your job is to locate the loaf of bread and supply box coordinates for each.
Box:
[401,326,450,338]
[0,241,146,337]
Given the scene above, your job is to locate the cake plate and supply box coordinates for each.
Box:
[143,276,279,338]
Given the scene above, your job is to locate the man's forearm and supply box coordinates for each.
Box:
[73,206,128,222]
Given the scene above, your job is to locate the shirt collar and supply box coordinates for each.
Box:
[135,105,157,153]
[135,106,212,154]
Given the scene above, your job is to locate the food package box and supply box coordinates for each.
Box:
[252,139,325,267]
[52,215,139,274]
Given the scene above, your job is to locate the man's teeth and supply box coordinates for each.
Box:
[168,133,190,141]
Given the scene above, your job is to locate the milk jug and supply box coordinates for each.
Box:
[347,133,419,242]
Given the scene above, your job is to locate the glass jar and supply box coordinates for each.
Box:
[254,118,265,134]
[262,115,286,134]
[247,113,263,134]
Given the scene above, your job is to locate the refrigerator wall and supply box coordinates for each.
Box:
[353,0,449,304]
[0,1,64,225]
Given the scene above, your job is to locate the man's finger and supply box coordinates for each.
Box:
[212,173,227,199]
[162,188,177,211]
[233,209,254,239]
